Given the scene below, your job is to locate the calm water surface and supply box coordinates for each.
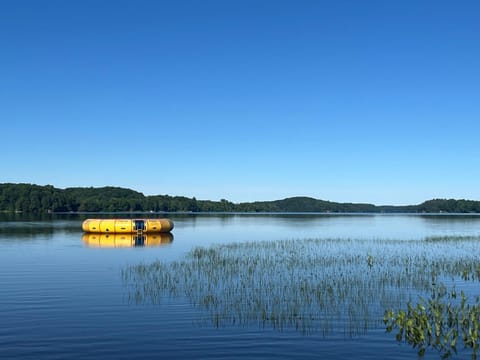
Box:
[1,213,480,359]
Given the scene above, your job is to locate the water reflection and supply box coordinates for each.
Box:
[83,233,173,248]
[0,220,80,239]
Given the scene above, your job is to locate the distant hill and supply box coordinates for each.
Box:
[1,183,479,214]
[235,197,378,213]
[415,199,480,213]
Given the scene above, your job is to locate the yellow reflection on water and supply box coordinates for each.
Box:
[82,233,173,248]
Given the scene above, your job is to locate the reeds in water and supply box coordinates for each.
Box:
[122,236,480,338]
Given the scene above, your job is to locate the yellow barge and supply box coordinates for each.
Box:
[82,218,174,234]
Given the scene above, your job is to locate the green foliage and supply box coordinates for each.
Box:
[0,183,69,212]
[235,197,377,212]
[417,199,480,213]
[1,183,480,213]
[0,183,146,213]
[384,278,480,359]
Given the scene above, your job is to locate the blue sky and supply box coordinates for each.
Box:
[1,0,479,205]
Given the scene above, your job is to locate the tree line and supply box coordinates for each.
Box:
[1,183,480,214]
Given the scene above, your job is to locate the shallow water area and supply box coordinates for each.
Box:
[1,213,480,359]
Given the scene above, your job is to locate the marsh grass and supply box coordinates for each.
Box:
[122,237,480,337]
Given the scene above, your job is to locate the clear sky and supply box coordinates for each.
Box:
[1,0,479,205]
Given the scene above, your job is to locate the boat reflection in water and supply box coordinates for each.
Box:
[82,233,174,248]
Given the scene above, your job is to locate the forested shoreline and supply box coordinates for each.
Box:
[1,183,480,214]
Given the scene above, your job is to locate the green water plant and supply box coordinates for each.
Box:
[384,275,480,359]
[367,253,374,268]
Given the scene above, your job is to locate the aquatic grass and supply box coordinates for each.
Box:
[122,236,480,337]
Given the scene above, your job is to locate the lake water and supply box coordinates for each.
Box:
[1,213,480,359]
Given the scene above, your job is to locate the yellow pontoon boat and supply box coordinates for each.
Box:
[82,218,174,234]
